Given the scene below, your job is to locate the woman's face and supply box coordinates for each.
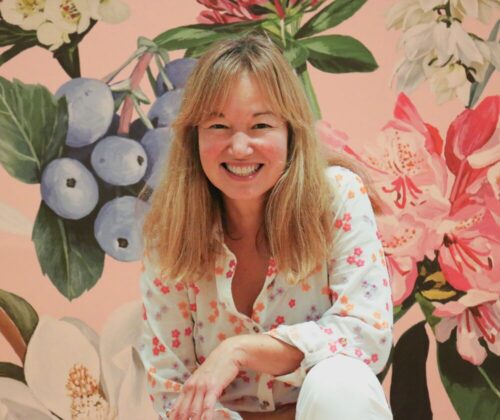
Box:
[197,72,288,207]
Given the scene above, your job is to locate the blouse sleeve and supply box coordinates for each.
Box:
[264,167,393,385]
[139,256,243,419]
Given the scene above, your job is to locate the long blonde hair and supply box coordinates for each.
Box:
[140,31,374,284]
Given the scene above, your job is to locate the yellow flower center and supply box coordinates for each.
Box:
[16,0,45,17]
[65,364,117,420]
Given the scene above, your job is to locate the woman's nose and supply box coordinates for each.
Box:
[228,132,254,157]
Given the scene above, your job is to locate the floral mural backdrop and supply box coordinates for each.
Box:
[0,1,498,419]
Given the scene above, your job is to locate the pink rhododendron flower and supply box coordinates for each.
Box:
[434,289,500,365]
[437,204,499,294]
[446,96,500,214]
[196,0,268,24]
[335,93,449,212]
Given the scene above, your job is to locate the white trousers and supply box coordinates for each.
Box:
[295,354,393,420]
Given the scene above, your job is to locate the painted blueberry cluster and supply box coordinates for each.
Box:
[39,58,196,262]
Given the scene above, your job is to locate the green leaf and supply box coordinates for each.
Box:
[415,292,441,329]
[295,0,367,39]
[437,331,500,419]
[283,38,309,69]
[154,21,263,50]
[298,35,377,73]
[0,19,38,47]
[0,77,68,184]
[390,321,432,419]
[32,201,105,300]
[0,290,38,345]
[0,362,26,383]
[53,43,81,78]
[468,19,499,109]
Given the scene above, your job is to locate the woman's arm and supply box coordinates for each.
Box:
[227,333,304,376]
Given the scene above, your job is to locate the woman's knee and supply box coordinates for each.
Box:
[296,354,392,420]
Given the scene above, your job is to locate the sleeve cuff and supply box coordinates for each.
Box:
[263,322,334,387]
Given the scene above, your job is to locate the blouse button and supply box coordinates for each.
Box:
[253,326,260,333]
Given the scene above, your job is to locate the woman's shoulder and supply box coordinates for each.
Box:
[324,165,363,192]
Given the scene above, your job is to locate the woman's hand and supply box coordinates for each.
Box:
[169,337,244,420]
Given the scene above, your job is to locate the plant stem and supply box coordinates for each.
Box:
[478,365,500,398]
[0,308,26,363]
[118,52,154,136]
[297,63,321,120]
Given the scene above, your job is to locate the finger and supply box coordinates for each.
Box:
[200,390,218,420]
[188,385,206,420]
[172,387,195,420]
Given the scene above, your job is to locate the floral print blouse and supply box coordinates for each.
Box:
[139,166,393,419]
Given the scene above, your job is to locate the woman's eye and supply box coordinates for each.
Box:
[253,123,271,129]
[209,124,227,129]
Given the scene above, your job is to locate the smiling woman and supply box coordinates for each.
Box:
[138,32,393,420]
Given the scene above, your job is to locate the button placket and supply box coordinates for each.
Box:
[256,372,275,411]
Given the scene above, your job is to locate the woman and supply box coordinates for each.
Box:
[139,32,393,420]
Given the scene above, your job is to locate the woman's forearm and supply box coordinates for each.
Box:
[228,334,304,376]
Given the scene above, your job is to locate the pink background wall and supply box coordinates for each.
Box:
[1,1,498,418]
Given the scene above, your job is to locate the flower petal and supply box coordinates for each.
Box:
[0,200,33,236]
[456,313,487,365]
[434,316,458,342]
[99,301,143,407]
[116,348,158,419]
[24,316,100,420]
[98,0,131,24]
[0,377,56,419]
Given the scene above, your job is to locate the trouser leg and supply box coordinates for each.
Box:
[295,354,392,420]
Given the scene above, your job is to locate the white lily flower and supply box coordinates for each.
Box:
[385,0,437,31]
[36,21,71,51]
[400,21,438,61]
[425,61,471,104]
[43,0,92,35]
[0,301,156,420]
[449,0,500,23]
[0,0,46,30]
[88,0,130,24]
[433,20,484,67]
[392,56,427,92]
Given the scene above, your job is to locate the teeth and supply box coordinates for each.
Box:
[225,164,261,176]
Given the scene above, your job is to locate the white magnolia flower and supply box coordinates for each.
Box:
[0,302,156,420]
[36,21,70,51]
[0,0,46,30]
[43,0,92,35]
[385,0,437,31]
[88,0,130,24]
